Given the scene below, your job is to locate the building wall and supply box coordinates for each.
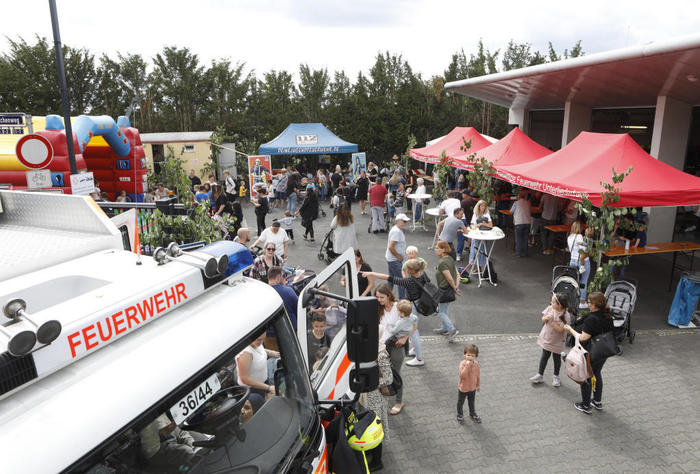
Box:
[142,141,213,179]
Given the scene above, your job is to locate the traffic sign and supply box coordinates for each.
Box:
[15,134,54,169]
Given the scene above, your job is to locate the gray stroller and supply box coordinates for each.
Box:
[604,280,637,348]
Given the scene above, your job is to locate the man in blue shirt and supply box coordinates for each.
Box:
[267,266,298,331]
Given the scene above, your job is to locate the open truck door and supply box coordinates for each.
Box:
[297,248,360,400]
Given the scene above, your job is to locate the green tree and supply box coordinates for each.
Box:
[577,167,634,293]
[298,64,330,122]
[150,46,206,132]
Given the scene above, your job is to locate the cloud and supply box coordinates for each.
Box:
[254,0,417,27]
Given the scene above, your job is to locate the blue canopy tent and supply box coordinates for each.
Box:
[258,123,358,155]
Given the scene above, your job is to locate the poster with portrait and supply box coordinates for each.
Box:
[248,155,271,198]
[351,152,366,182]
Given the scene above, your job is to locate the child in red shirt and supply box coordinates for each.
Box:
[457,344,481,424]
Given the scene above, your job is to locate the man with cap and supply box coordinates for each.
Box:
[250,220,289,261]
[386,213,411,299]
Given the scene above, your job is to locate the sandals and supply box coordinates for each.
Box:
[390,403,404,415]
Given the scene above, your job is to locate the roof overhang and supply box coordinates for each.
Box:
[445,33,700,110]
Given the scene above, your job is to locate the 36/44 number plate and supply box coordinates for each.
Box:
[170,373,222,424]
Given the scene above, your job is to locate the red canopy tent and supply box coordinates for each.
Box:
[409,127,492,164]
[451,127,551,171]
[498,132,700,207]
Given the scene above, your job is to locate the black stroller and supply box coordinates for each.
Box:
[552,265,580,318]
[318,228,339,264]
[605,279,637,347]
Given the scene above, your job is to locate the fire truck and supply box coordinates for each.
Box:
[0,190,375,473]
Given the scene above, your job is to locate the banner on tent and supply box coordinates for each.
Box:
[496,169,588,201]
[248,155,271,198]
[351,152,366,181]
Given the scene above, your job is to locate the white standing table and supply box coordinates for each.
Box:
[407,193,431,231]
[463,226,505,287]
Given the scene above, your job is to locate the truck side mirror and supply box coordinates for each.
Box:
[347,297,379,393]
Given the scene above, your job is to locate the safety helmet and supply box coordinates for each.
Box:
[345,410,384,452]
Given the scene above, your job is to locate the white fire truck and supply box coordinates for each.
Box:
[0,190,371,473]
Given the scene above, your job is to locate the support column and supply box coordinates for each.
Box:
[508,107,529,134]
[561,100,591,147]
[646,95,692,243]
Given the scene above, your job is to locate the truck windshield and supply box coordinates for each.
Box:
[75,307,318,474]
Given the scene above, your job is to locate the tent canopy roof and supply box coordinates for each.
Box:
[498,132,700,207]
[452,127,551,170]
[258,123,357,155]
[409,127,491,164]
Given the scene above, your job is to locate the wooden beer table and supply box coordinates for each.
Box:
[604,241,700,291]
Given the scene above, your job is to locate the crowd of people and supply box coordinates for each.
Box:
[107,158,637,441]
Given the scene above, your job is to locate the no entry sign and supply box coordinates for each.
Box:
[15,134,54,169]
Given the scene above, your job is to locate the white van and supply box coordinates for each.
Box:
[0,191,369,473]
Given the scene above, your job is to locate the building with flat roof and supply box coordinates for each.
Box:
[445,33,700,243]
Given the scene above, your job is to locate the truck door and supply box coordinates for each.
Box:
[297,248,358,400]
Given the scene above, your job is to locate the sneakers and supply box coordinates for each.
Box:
[456,255,462,262]
[685,225,697,232]
[579,302,589,309]
[408,347,415,356]
[447,329,459,342]
[405,358,425,367]
[433,328,449,335]
[470,414,482,424]
[574,402,592,415]
[456,415,465,425]
[552,375,561,387]
[529,374,544,384]
[542,250,553,255]
[591,400,603,410]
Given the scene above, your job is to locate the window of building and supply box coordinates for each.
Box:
[183,144,195,153]
[590,108,655,152]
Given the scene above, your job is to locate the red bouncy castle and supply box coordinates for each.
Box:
[7,114,147,201]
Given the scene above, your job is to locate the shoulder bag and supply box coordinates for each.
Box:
[413,275,440,316]
[589,331,619,365]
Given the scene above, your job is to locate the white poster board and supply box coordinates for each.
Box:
[70,172,95,195]
[25,169,52,189]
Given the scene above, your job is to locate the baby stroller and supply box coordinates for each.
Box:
[318,229,339,264]
[552,265,580,318]
[604,279,637,346]
[284,266,317,295]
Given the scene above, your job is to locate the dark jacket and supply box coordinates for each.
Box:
[299,192,319,224]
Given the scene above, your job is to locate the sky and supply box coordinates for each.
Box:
[2,0,699,82]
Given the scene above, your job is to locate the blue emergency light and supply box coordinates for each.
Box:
[199,241,254,277]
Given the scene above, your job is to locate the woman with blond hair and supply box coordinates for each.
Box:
[567,221,592,309]
[330,204,358,255]
[468,199,493,269]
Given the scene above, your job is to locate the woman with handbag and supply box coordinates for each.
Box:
[564,292,614,414]
[434,241,460,341]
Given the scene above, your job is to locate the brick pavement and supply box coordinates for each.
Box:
[381,330,700,473]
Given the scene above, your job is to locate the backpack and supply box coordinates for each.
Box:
[414,274,440,316]
[566,336,593,384]
[482,260,497,283]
